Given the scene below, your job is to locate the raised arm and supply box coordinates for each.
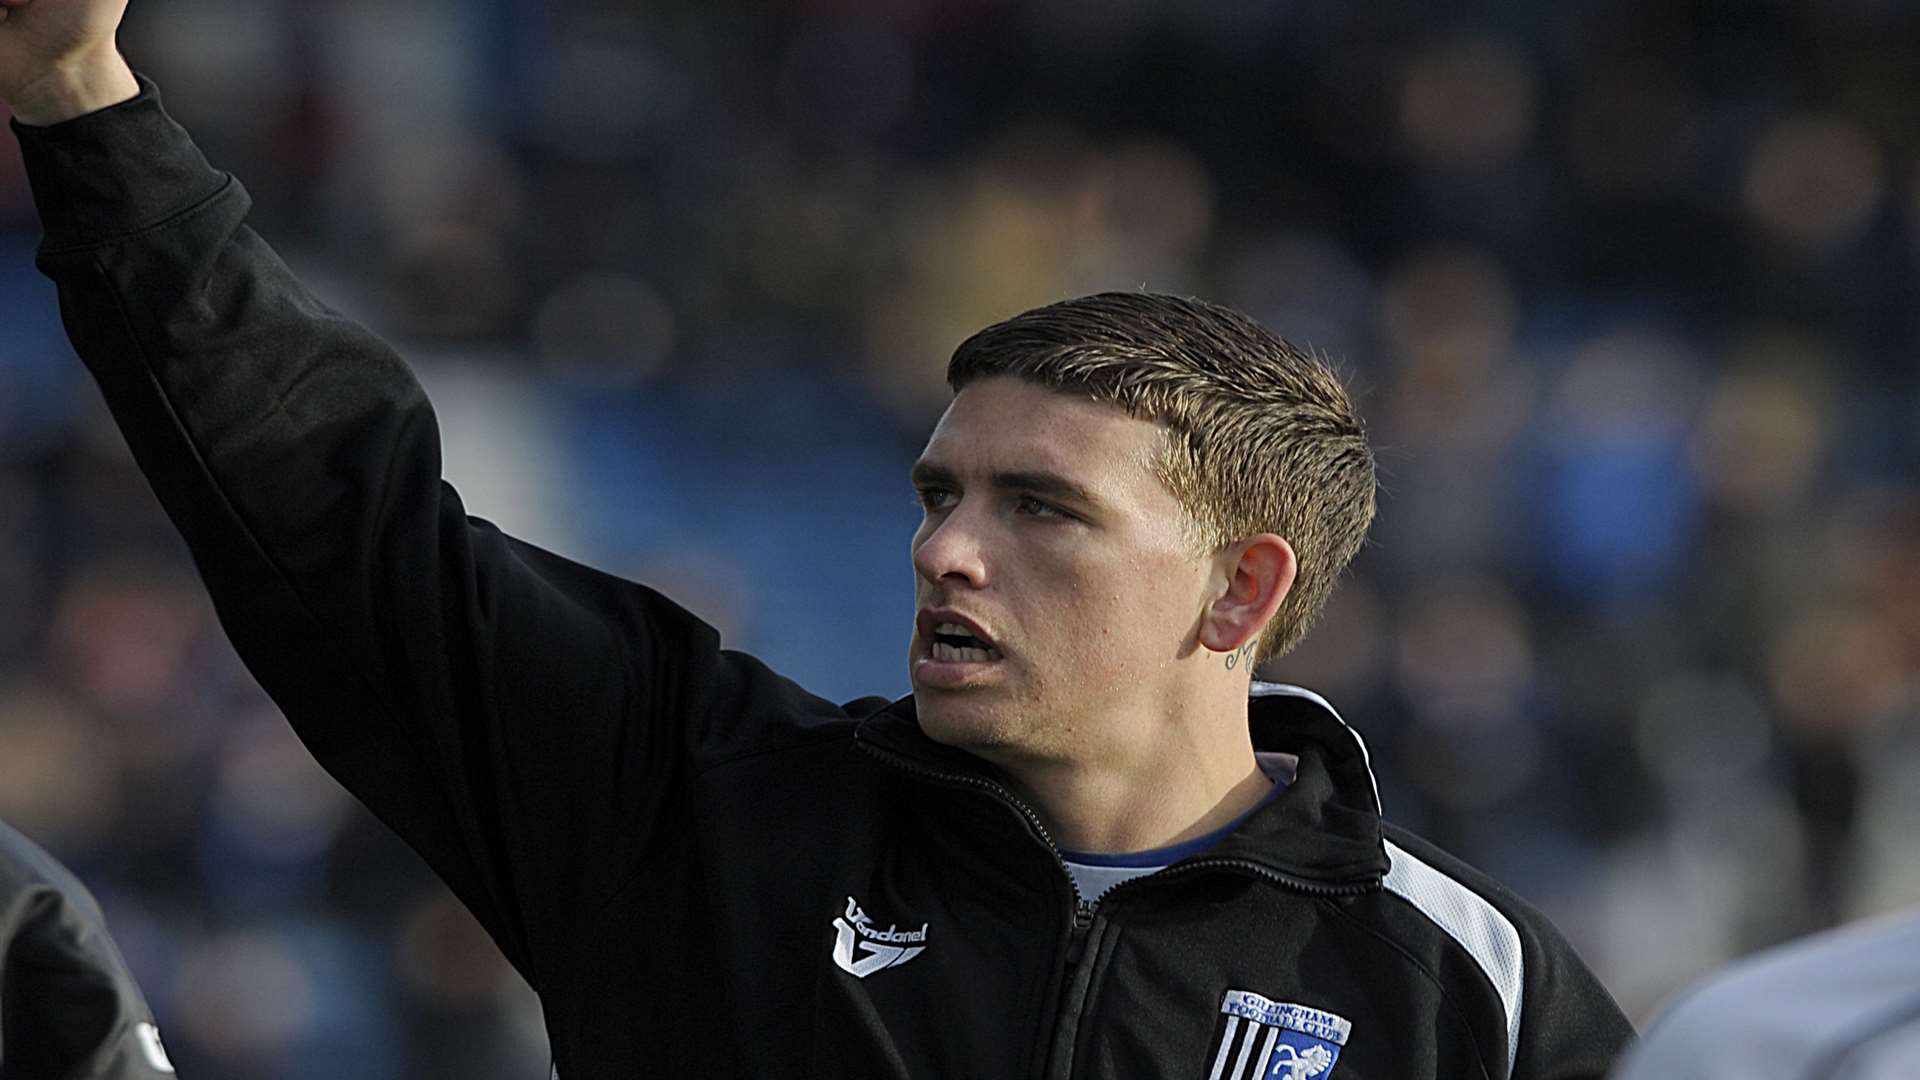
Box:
[0,0,136,124]
[2,0,746,991]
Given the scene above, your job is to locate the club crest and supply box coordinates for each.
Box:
[1204,989,1350,1080]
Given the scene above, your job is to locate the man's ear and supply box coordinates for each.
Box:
[1198,534,1296,656]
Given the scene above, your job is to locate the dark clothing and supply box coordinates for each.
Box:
[14,80,1633,1079]
[0,821,175,1079]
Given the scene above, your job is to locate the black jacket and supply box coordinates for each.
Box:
[0,820,176,1079]
[14,80,1633,1080]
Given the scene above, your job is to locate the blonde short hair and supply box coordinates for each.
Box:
[948,292,1375,661]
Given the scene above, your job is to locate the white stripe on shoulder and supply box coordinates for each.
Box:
[1249,681,1381,813]
[1382,839,1525,1074]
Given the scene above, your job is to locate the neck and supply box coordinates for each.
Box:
[992,684,1272,854]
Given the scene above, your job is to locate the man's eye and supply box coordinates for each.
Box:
[916,488,957,511]
[1014,495,1066,518]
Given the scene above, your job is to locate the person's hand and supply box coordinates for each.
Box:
[0,0,137,125]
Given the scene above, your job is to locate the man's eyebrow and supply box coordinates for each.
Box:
[909,461,1102,508]
[909,461,956,488]
[994,469,1101,507]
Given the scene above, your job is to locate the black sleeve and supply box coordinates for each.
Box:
[1381,825,1636,1080]
[1469,854,1637,1080]
[1508,902,1637,1080]
[12,78,749,992]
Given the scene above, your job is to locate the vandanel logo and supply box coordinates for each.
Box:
[831,896,928,978]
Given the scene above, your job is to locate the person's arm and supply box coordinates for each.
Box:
[3,2,743,992]
[1508,912,1638,1080]
[0,0,136,124]
[1382,826,1635,1080]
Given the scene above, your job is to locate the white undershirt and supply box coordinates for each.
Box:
[1060,755,1294,903]
[1062,859,1166,903]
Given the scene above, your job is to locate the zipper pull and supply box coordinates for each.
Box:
[1065,897,1096,965]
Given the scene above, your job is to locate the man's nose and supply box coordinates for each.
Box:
[912,506,989,588]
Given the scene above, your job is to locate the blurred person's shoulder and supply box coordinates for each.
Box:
[0,818,103,918]
[0,820,179,1079]
[1613,908,1920,1080]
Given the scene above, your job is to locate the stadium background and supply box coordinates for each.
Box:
[3,0,1919,1075]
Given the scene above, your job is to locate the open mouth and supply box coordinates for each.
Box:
[929,623,1000,663]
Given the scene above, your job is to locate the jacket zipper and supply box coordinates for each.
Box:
[1106,855,1379,900]
[855,738,1379,1079]
[855,738,1381,903]
[852,738,1080,880]
[1037,860,1377,1079]
[854,740,1109,1079]
[1043,898,1103,1080]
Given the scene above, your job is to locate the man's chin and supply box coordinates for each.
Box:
[914,696,1011,751]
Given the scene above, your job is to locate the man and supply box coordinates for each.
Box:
[0,819,177,1079]
[1,1,1633,1076]
[1610,909,1920,1079]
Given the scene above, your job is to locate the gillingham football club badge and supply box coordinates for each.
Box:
[1204,989,1351,1080]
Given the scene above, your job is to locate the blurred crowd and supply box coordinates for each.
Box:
[4,0,1920,1075]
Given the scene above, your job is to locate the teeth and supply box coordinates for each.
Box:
[931,640,996,663]
[936,622,972,636]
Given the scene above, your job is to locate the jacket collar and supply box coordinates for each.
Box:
[852,682,1388,885]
